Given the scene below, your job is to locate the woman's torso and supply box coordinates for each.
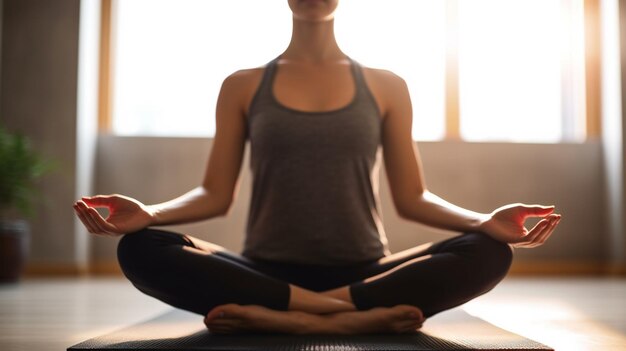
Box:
[238,55,393,266]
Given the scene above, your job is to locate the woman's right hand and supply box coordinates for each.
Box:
[73,194,154,237]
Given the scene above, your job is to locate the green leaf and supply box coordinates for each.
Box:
[0,124,56,219]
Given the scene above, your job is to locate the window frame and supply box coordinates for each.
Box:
[98,0,114,134]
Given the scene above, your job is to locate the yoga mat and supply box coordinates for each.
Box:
[68,307,553,350]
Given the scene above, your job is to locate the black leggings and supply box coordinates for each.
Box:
[117,229,513,319]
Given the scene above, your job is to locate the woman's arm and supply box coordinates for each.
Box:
[378,70,561,247]
[146,71,250,226]
[146,186,229,226]
[74,70,250,235]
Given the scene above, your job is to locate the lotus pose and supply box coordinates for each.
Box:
[73,0,561,335]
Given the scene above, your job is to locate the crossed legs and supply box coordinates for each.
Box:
[116,228,512,334]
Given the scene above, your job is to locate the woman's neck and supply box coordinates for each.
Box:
[281,17,346,64]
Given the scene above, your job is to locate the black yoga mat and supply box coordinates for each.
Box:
[68,307,553,350]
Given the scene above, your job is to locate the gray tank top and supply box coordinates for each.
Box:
[242,55,391,265]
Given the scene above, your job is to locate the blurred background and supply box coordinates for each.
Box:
[0,0,623,277]
[0,0,624,350]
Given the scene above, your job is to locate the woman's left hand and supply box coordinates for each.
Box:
[478,203,562,248]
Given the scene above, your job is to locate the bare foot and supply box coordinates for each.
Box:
[328,305,425,334]
[204,304,313,335]
[204,304,424,335]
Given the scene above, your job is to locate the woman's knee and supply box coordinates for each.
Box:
[117,228,198,283]
[463,232,513,285]
[470,232,513,263]
[116,228,154,276]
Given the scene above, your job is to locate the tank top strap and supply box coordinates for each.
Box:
[347,57,382,118]
[347,56,367,98]
[257,55,281,100]
[264,55,366,96]
[250,55,378,117]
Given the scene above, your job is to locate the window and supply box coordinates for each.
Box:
[110,0,292,137]
[105,0,588,142]
[457,0,586,142]
[337,0,446,141]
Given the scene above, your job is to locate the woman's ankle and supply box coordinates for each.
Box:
[288,284,356,314]
[320,286,354,304]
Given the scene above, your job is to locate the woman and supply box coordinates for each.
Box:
[73,0,561,335]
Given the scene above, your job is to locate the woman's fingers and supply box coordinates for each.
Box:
[520,204,555,218]
[86,207,119,235]
[529,220,549,238]
[516,218,550,244]
[515,215,561,248]
[73,203,98,234]
[74,201,115,236]
[79,203,111,236]
[82,204,110,235]
[82,195,115,208]
[526,215,559,247]
[534,216,560,245]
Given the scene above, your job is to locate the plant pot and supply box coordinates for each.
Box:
[0,219,30,283]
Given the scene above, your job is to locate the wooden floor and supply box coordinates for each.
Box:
[0,277,624,351]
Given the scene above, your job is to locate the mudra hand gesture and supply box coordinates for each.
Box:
[479,203,561,248]
[73,194,153,237]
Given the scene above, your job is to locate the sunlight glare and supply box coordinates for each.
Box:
[112,0,446,140]
[458,0,563,142]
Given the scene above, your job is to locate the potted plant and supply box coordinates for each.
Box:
[0,126,52,283]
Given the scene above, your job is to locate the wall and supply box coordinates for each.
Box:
[620,0,626,268]
[0,0,99,271]
[93,137,606,268]
[0,0,82,266]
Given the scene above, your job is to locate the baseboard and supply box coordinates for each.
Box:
[509,260,626,276]
[23,262,91,276]
[89,260,124,275]
[23,261,122,277]
[607,262,626,275]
